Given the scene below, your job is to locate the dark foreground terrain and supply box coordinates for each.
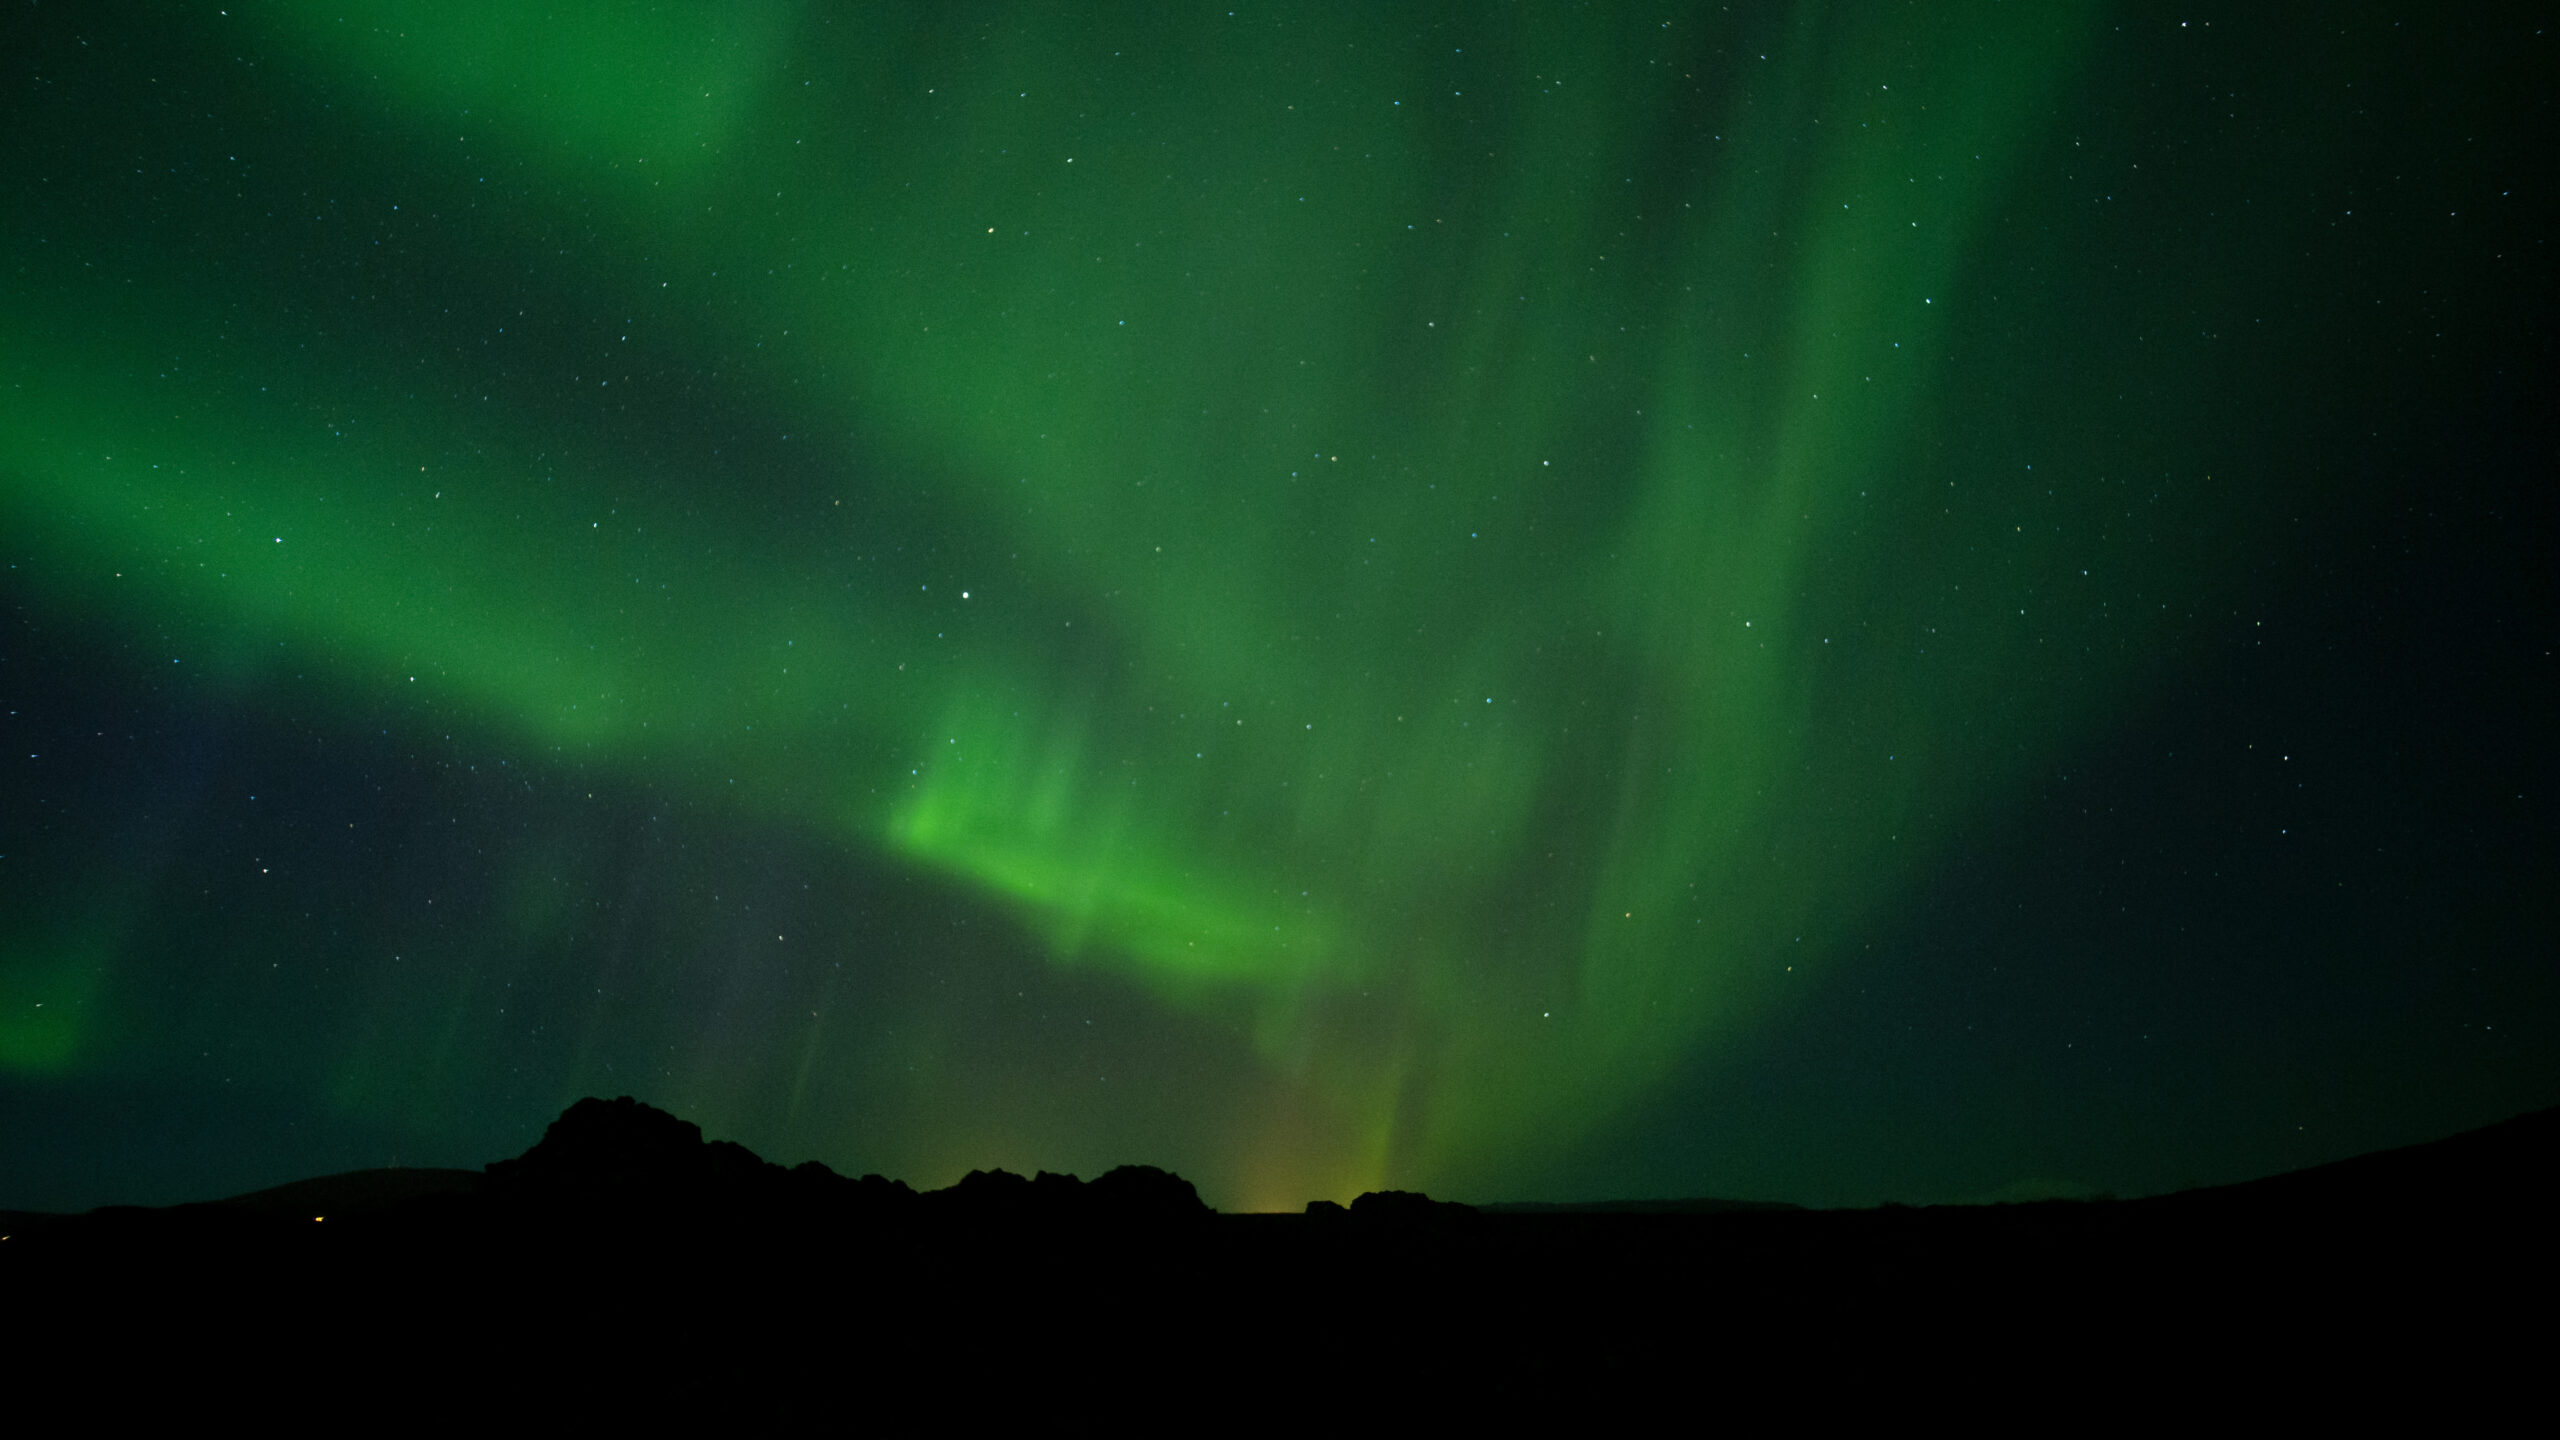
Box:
[7,1099,2551,1415]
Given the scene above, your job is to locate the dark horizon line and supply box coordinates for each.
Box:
[8,1099,2548,1224]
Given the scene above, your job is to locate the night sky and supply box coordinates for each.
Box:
[3,2,2550,1214]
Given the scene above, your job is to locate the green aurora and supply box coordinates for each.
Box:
[4,3,2549,1210]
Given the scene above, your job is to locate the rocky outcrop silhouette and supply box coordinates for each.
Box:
[1304,1190,1480,1227]
[477,1096,939,1216]
[1348,1188,1479,1223]
[483,1095,778,1206]
[468,1096,1207,1237]
[1085,1164,1210,1223]
[921,1161,1211,1227]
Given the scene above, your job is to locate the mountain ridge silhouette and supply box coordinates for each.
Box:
[6,1097,2548,1412]
[8,1095,2553,1237]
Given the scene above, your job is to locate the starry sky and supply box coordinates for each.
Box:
[3,2,2550,1213]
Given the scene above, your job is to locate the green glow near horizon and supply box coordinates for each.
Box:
[1,1,2162,1201]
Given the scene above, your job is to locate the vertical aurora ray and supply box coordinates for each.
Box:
[7,2,2537,1208]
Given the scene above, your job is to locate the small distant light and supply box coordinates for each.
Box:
[313,1215,325,1223]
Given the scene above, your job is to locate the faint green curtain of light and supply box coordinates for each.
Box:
[842,2,2115,1188]
[0,270,943,809]
[0,922,114,1075]
[243,0,805,194]
[1412,0,2109,1182]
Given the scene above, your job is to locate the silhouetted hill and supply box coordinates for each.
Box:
[2143,1104,2558,1217]
[483,1093,776,1201]
[220,1166,485,1220]
[1483,1109,2560,1217]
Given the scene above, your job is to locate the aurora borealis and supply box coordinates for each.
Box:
[4,2,2550,1213]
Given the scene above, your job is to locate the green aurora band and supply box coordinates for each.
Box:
[7,2,2396,1205]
